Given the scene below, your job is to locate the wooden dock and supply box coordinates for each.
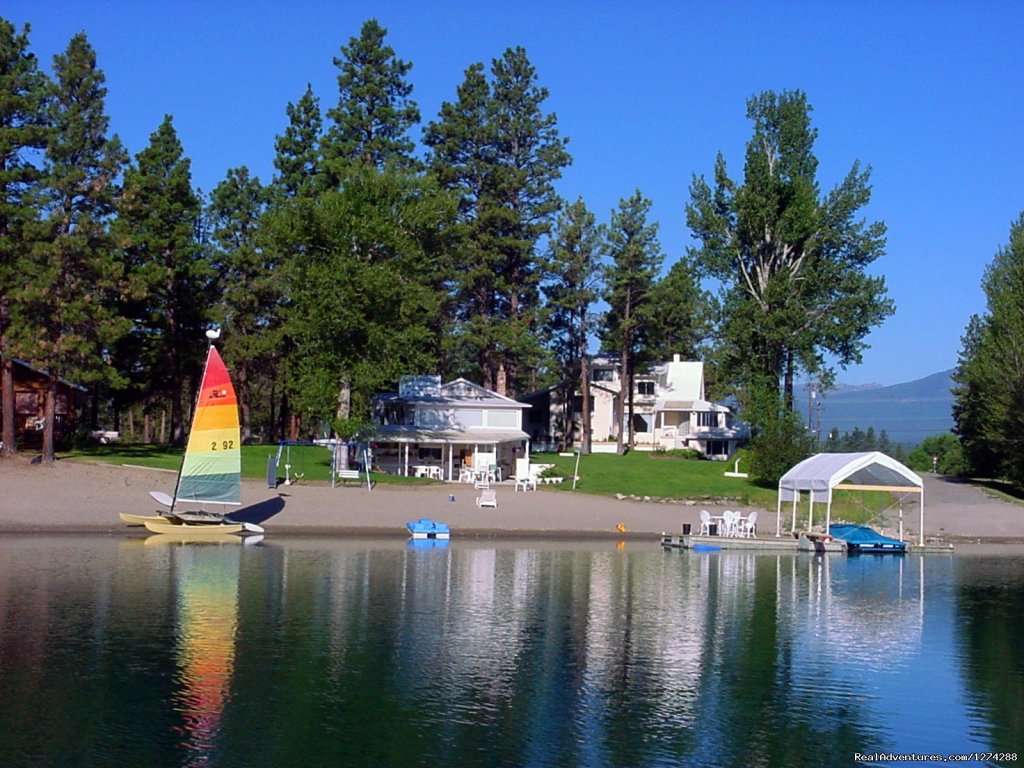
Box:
[660,531,953,554]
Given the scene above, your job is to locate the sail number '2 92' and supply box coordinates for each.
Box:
[211,440,235,451]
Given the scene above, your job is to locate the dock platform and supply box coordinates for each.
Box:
[660,531,953,554]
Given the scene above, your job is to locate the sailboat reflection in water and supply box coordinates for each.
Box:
[169,542,241,763]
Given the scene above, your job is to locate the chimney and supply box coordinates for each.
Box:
[673,353,681,363]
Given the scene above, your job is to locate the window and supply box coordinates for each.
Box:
[592,368,614,382]
[415,408,449,428]
[705,440,729,457]
[697,411,717,428]
[453,409,484,427]
[637,381,655,396]
[485,410,518,428]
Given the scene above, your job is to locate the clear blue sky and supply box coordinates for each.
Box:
[10,1,1023,386]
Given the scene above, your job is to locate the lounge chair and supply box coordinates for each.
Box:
[476,489,497,508]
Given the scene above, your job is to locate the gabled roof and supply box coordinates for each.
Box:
[778,451,922,503]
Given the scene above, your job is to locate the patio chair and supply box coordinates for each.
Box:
[476,489,497,508]
[739,510,758,538]
[722,510,739,537]
[699,509,712,536]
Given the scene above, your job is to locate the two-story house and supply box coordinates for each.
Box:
[522,355,747,459]
[371,375,531,480]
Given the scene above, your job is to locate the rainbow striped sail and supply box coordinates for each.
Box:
[174,346,241,506]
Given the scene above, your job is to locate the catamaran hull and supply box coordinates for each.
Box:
[120,513,169,527]
[143,518,245,536]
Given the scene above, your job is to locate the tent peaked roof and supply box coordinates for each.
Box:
[778,451,923,503]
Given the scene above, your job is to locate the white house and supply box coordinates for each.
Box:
[371,375,531,480]
[522,355,747,459]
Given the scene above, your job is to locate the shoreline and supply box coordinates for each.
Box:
[1,456,1022,544]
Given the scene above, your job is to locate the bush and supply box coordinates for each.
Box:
[650,448,705,460]
[749,411,814,485]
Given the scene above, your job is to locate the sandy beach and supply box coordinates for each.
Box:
[1,456,1022,542]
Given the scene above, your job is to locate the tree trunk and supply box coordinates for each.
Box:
[237,363,252,443]
[1,352,14,457]
[495,361,507,397]
[784,350,795,413]
[42,371,57,463]
[580,354,592,454]
[617,346,628,456]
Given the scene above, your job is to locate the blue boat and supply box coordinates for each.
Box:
[828,523,907,554]
[406,518,451,540]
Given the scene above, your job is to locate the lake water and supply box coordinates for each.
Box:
[0,536,1020,767]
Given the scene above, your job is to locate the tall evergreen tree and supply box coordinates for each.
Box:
[425,48,570,395]
[12,33,126,462]
[687,90,893,427]
[272,84,323,200]
[113,115,208,446]
[265,164,456,431]
[603,190,662,453]
[952,212,1024,486]
[323,19,419,177]
[642,254,714,364]
[0,18,49,457]
[543,198,604,452]
[208,166,271,442]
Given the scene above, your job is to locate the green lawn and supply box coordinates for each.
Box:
[60,442,434,486]
[533,451,777,506]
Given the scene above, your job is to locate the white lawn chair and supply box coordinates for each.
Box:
[739,510,758,538]
[699,509,712,535]
[476,489,497,508]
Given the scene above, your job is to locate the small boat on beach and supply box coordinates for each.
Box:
[123,333,263,538]
[406,518,451,540]
[828,524,907,554]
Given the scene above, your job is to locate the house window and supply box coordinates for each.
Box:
[705,440,728,457]
[415,408,449,428]
[453,409,484,427]
[697,411,717,428]
[417,446,442,461]
[485,410,518,428]
[592,368,614,382]
[624,413,653,433]
[637,381,655,396]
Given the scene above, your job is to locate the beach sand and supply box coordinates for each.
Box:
[1,456,1022,542]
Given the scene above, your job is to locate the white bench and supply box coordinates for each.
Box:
[336,469,361,485]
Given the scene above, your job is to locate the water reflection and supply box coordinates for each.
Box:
[147,537,242,766]
[0,538,1020,767]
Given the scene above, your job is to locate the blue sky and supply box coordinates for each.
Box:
[9,1,1023,386]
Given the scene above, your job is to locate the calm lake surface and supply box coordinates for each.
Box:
[0,536,1021,768]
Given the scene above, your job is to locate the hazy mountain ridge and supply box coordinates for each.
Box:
[797,369,955,446]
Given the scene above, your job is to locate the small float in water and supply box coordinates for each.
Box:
[406,518,451,540]
[828,524,907,554]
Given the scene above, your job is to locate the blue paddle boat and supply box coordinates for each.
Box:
[828,523,907,554]
[406,518,451,540]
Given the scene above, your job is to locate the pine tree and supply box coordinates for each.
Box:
[323,19,419,177]
[272,84,323,200]
[641,255,714,364]
[13,33,126,461]
[543,198,604,452]
[425,48,570,395]
[603,190,662,453]
[113,115,208,446]
[208,166,271,442]
[0,18,49,457]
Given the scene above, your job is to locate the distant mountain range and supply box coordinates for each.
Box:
[796,370,956,447]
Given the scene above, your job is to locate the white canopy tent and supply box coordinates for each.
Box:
[776,452,925,544]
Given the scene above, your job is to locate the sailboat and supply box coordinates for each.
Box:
[121,332,263,536]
